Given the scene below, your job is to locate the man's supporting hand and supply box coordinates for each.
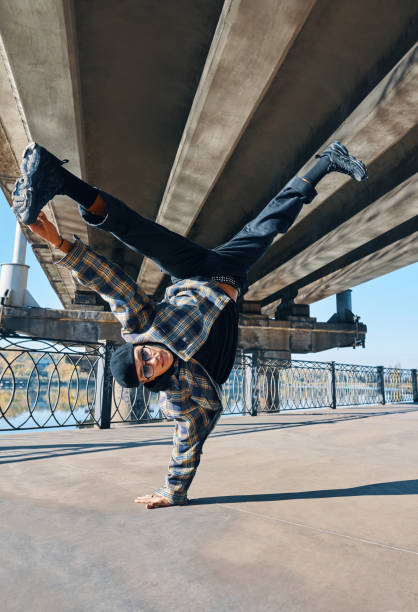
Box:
[134,494,174,510]
[28,211,72,253]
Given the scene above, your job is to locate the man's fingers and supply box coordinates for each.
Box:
[38,211,48,221]
[32,212,48,226]
[147,502,159,509]
[28,221,38,230]
[134,494,173,509]
[28,221,42,234]
[134,495,154,503]
[146,499,172,509]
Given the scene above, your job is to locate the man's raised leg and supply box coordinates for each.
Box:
[211,141,368,277]
[12,142,211,280]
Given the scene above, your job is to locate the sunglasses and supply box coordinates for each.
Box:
[140,346,154,380]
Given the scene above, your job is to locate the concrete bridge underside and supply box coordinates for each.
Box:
[0,0,417,350]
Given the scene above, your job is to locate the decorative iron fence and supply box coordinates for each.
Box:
[334,362,381,406]
[0,335,102,431]
[1,335,417,431]
[383,367,415,403]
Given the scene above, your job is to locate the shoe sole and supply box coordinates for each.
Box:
[328,141,368,181]
[21,142,41,184]
[12,142,52,224]
[329,141,349,156]
[350,159,368,181]
[12,142,41,223]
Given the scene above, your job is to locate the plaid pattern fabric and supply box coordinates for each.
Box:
[155,358,224,504]
[58,238,231,504]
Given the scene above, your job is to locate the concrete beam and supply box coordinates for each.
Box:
[0,34,28,182]
[0,305,122,344]
[255,171,418,304]
[238,314,366,353]
[185,4,417,253]
[0,1,82,176]
[246,44,418,301]
[72,0,225,262]
[0,0,87,306]
[2,1,416,312]
[296,229,418,305]
[0,305,366,354]
[261,228,418,316]
[137,0,316,295]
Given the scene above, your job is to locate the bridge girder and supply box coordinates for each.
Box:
[0,0,417,334]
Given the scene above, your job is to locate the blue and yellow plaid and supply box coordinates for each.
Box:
[59,238,231,504]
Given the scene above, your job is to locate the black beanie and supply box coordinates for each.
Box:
[110,343,139,389]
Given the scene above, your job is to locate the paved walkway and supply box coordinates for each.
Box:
[1,404,417,611]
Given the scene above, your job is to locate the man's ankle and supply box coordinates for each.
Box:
[302,155,330,188]
[88,193,107,218]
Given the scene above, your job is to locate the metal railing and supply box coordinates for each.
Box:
[1,335,417,431]
[0,335,102,431]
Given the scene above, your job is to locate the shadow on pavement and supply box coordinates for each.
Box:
[211,406,418,438]
[191,479,418,505]
[0,437,174,464]
[1,406,416,465]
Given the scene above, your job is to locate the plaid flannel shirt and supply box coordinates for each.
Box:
[58,238,231,504]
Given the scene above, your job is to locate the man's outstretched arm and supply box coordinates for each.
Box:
[157,403,221,504]
[28,212,155,334]
[134,390,222,509]
[135,409,214,509]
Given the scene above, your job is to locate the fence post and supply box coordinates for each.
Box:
[411,369,418,403]
[250,350,259,416]
[377,365,386,405]
[100,341,114,429]
[330,361,337,409]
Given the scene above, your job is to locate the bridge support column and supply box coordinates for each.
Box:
[328,290,357,324]
[0,222,36,307]
[337,290,352,320]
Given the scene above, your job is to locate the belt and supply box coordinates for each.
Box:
[211,275,241,291]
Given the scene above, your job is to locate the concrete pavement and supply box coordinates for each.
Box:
[1,404,417,611]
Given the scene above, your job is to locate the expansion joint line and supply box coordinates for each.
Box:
[219,504,418,556]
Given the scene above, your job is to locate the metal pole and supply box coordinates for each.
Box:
[330,361,337,409]
[377,366,386,405]
[336,290,352,321]
[411,369,418,403]
[12,222,27,264]
[100,341,114,429]
[250,350,259,416]
[0,221,29,306]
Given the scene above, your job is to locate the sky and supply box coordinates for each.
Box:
[1,189,417,369]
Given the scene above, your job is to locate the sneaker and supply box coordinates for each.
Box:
[316,141,368,181]
[12,142,68,224]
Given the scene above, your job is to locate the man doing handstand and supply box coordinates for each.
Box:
[12,141,367,508]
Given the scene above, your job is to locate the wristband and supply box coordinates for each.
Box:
[56,236,64,250]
